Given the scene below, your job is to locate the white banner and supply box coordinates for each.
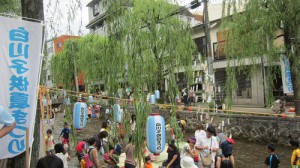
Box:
[0,16,43,159]
[280,54,293,94]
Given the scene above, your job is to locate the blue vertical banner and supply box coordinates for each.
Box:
[0,16,43,159]
[280,54,294,94]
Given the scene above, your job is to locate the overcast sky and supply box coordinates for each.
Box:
[44,0,224,39]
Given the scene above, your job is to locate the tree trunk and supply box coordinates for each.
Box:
[11,0,44,167]
[21,0,44,21]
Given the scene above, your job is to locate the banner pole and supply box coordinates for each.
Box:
[26,128,30,168]
[39,86,46,156]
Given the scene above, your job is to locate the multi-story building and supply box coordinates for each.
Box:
[192,3,286,107]
[86,0,201,36]
[44,35,84,90]
[86,0,107,35]
[85,0,203,94]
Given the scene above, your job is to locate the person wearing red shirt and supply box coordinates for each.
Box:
[76,140,86,163]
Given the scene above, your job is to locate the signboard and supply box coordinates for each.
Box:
[280,54,293,94]
[0,16,43,159]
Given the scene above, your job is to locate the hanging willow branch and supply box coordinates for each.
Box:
[51,0,196,165]
[222,0,300,108]
[103,0,195,165]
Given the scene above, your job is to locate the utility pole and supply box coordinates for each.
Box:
[11,1,44,168]
[203,0,214,100]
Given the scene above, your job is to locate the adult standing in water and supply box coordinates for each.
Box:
[195,126,219,168]
[125,136,136,168]
[195,123,206,142]
[87,137,100,168]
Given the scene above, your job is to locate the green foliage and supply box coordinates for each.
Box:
[222,0,300,107]
[0,0,21,15]
[105,0,195,97]
[51,0,195,164]
[51,40,79,90]
[76,35,108,82]
[104,0,195,164]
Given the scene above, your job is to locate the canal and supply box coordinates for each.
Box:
[51,112,292,168]
[233,139,290,168]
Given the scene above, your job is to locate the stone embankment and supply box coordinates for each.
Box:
[156,109,300,145]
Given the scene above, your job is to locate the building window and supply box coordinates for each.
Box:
[194,36,207,57]
[213,42,226,60]
[48,75,51,81]
[214,30,229,60]
[93,3,99,16]
[236,71,252,99]
[57,42,62,48]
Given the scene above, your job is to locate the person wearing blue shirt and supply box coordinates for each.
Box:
[0,105,16,138]
[59,122,71,150]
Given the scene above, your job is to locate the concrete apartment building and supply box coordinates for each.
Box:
[192,3,287,107]
[86,0,107,35]
[85,1,287,106]
[85,0,205,94]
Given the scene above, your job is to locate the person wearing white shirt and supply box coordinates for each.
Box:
[54,143,71,168]
[195,126,219,168]
[195,123,206,141]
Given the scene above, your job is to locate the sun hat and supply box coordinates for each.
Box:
[180,156,197,168]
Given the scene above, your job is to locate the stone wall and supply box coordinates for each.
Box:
[155,109,300,146]
[99,105,300,145]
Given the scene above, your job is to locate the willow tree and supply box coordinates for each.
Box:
[222,0,300,114]
[51,40,78,90]
[103,0,195,94]
[103,0,195,165]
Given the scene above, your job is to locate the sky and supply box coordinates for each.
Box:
[44,0,224,40]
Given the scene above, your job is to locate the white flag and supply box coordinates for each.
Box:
[0,16,43,159]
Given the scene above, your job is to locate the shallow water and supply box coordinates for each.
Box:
[233,140,291,168]
[50,112,292,168]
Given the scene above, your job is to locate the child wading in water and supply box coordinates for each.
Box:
[59,122,71,150]
[45,129,55,155]
[265,144,280,168]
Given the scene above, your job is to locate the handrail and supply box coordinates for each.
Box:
[46,87,300,118]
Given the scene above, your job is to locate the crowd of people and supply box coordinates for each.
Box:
[17,101,296,168]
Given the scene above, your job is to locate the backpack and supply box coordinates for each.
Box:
[83,147,94,168]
